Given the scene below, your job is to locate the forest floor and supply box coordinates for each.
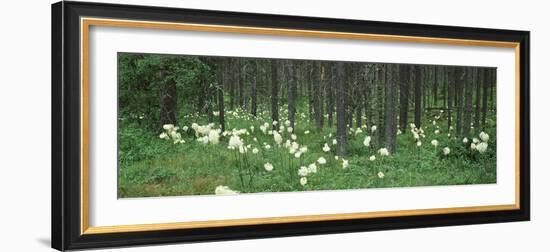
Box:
[118,104,496,198]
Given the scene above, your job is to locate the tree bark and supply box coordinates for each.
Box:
[217,59,226,131]
[399,65,410,131]
[462,67,474,137]
[336,62,347,156]
[250,60,258,117]
[288,61,298,129]
[384,64,398,152]
[271,59,279,130]
[455,67,464,138]
[481,68,491,129]
[414,65,422,128]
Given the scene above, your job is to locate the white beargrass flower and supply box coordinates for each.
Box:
[163,124,175,131]
[284,120,291,127]
[473,138,480,144]
[397,129,402,135]
[323,143,331,152]
[369,155,376,161]
[238,145,248,154]
[273,131,283,145]
[332,139,338,145]
[294,151,302,158]
[476,142,488,153]
[463,137,469,144]
[264,162,274,172]
[431,139,439,147]
[317,157,327,164]
[299,146,308,153]
[298,166,309,177]
[272,120,278,126]
[208,130,220,144]
[377,171,385,179]
[197,136,209,145]
[308,163,318,174]
[159,132,168,139]
[252,148,259,154]
[371,125,377,132]
[434,129,440,134]
[363,136,371,147]
[470,143,477,150]
[417,141,422,147]
[264,144,271,150]
[479,132,490,142]
[215,185,239,195]
[443,147,451,155]
[287,127,293,133]
[228,135,243,149]
[334,155,339,160]
[304,130,310,135]
[342,159,349,169]
[291,134,297,140]
[300,177,308,186]
[182,126,189,132]
[378,148,390,156]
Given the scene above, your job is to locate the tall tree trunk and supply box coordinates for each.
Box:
[217,59,226,131]
[481,68,491,129]
[377,64,385,146]
[414,65,422,128]
[326,63,335,128]
[250,60,258,117]
[399,65,410,131]
[384,64,398,152]
[206,74,214,123]
[288,61,298,129]
[228,58,235,110]
[159,69,177,129]
[313,62,323,131]
[433,66,438,106]
[363,65,373,130]
[455,67,464,138]
[271,59,279,130]
[463,67,474,137]
[238,60,245,108]
[473,67,484,130]
[336,62,347,156]
[446,67,453,130]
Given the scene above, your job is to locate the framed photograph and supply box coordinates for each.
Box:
[52,1,530,250]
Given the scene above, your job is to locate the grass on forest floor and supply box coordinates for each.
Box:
[118,106,496,198]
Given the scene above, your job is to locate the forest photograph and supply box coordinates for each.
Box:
[117,52,497,198]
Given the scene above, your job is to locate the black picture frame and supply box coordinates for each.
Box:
[52,1,530,251]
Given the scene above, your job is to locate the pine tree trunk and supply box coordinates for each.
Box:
[384,64,398,152]
[447,67,453,130]
[473,68,483,130]
[481,68,491,129]
[313,62,323,131]
[463,67,474,137]
[377,64,385,146]
[414,65,422,128]
[217,59,226,131]
[271,59,279,130]
[455,67,464,138]
[250,60,258,117]
[288,61,297,129]
[326,64,334,128]
[399,65,409,131]
[336,62,347,156]
[433,66,438,106]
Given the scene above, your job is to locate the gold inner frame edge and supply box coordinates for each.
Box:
[80,17,522,235]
